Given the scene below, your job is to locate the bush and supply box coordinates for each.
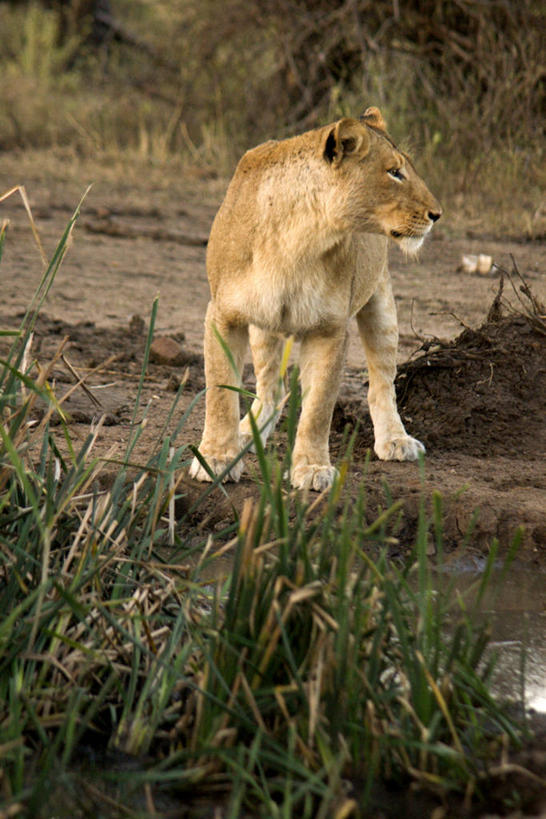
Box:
[0,2,542,167]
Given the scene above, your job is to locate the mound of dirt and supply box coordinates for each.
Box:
[335,299,545,462]
[396,312,545,458]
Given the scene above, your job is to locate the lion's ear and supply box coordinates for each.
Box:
[323,118,369,167]
[361,106,387,132]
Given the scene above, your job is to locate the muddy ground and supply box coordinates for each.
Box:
[1,153,545,565]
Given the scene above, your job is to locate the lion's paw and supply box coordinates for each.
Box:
[291,464,338,492]
[375,436,425,462]
[189,453,244,483]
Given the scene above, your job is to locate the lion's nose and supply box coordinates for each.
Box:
[428,210,442,222]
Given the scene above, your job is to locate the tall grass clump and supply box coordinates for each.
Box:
[0,197,532,816]
[0,193,204,815]
[176,466,525,816]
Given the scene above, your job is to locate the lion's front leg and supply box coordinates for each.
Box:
[189,301,249,482]
[290,329,347,491]
[357,275,425,461]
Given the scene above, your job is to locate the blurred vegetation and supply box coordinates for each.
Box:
[0,1,544,228]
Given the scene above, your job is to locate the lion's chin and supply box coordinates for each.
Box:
[396,234,425,256]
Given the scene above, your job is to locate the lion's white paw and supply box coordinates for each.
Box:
[189,453,244,483]
[291,464,338,491]
[375,435,425,462]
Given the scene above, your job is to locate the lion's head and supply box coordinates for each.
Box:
[322,106,442,253]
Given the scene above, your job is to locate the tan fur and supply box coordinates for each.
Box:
[189,108,442,490]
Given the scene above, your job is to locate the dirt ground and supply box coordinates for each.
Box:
[1,151,545,564]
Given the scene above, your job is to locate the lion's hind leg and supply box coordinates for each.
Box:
[239,325,286,451]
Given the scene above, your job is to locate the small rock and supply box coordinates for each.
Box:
[150,336,185,366]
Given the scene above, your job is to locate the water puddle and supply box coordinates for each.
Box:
[436,560,546,713]
[185,546,546,712]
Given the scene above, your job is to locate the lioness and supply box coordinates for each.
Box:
[190,107,441,490]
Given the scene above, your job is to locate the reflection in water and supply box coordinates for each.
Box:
[490,612,546,713]
[438,563,546,714]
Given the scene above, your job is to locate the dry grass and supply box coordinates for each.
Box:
[0,2,543,235]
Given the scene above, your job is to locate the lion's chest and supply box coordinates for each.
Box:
[240,263,350,335]
[211,208,388,334]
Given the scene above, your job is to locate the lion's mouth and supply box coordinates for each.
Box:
[390,226,429,239]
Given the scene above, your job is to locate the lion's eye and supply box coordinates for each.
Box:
[388,168,405,181]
